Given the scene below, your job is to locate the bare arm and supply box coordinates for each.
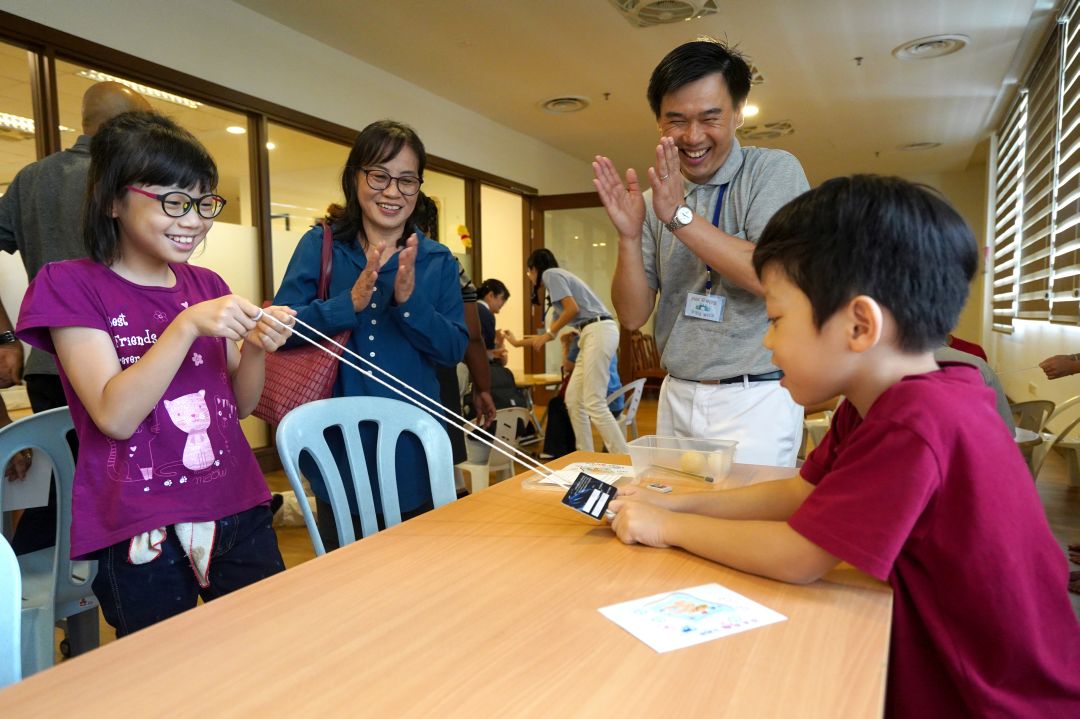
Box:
[53,295,283,439]
[594,156,656,330]
[609,477,839,584]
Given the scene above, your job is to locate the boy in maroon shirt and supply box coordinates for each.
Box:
[609,175,1080,717]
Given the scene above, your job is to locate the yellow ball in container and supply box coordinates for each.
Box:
[679,451,707,476]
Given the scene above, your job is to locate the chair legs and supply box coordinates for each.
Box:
[61,609,100,657]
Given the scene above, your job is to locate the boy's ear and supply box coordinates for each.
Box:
[846,295,883,353]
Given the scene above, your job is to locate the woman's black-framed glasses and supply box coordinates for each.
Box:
[360,168,423,196]
[126,186,227,219]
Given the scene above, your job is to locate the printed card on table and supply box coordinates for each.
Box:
[598,583,787,653]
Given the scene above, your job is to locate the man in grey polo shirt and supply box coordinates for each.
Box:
[593,39,809,466]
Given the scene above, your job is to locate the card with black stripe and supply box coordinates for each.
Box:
[561,472,617,521]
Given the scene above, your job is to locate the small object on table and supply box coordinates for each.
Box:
[646,482,673,494]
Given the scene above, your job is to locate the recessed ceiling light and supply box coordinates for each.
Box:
[266,141,276,150]
[743,104,760,118]
[893,34,969,60]
[539,96,590,114]
[898,142,941,151]
[226,126,246,135]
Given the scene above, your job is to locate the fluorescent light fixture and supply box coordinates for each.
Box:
[0,112,76,134]
[743,104,760,118]
[226,126,246,135]
[75,69,202,109]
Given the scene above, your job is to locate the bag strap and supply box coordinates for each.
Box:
[317,220,333,301]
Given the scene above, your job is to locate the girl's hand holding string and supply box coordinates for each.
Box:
[351,241,385,312]
[244,306,296,353]
[394,234,419,304]
[179,295,264,342]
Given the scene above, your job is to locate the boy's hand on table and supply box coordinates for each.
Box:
[608,497,671,548]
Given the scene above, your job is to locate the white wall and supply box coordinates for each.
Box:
[0,0,595,196]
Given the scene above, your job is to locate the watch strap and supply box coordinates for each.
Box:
[0,331,16,345]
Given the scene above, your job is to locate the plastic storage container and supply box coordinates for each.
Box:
[627,435,738,485]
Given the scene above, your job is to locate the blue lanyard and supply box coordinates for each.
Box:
[704,183,728,293]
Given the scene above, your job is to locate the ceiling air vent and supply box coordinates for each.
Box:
[608,0,719,28]
[539,96,590,114]
[737,121,794,141]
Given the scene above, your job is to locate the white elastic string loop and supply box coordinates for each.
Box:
[262,312,555,478]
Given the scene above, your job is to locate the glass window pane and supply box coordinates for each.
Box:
[0,40,38,413]
[480,184,525,371]
[266,122,349,292]
[544,207,620,374]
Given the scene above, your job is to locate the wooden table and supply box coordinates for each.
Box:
[0,452,892,717]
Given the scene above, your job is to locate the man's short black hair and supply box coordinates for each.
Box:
[478,278,509,301]
[647,38,753,117]
[752,175,978,353]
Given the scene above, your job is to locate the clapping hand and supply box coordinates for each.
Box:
[593,155,646,241]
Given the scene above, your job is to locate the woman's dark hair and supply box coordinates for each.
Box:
[84,111,218,264]
[328,119,426,248]
[478,278,510,301]
[413,192,438,240]
[647,38,752,117]
[752,175,978,353]
[526,248,559,306]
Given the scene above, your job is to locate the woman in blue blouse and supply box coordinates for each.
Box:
[274,120,467,548]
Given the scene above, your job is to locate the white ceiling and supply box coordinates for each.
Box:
[233,0,1061,186]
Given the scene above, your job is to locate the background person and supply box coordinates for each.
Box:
[593,39,808,467]
[274,121,467,549]
[511,248,627,455]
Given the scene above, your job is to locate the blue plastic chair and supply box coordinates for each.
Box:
[0,407,99,677]
[275,396,457,555]
[0,533,20,689]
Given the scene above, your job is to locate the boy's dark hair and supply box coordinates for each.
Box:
[329,119,426,248]
[752,175,978,353]
[85,111,218,265]
[647,38,753,117]
[526,248,559,306]
[478,278,510,301]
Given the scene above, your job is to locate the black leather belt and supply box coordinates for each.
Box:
[672,370,784,385]
[576,315,613,329]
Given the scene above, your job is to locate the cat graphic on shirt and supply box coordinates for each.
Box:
[164,389,215,471]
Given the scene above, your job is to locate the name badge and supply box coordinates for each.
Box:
[684,292,725,322]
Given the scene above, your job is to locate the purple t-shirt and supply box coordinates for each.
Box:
[793,364,1080,717]
[17,259,270,558]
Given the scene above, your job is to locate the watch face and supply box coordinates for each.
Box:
[676,206,694,224]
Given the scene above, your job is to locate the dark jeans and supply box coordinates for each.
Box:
[11,374,75,555]
[91,505,284,637]
[315,497,433,552]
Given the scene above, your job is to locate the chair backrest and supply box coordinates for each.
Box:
[606,378,647,436]
[1033,410,1080,479]
[484,407,533,470]
[1010,399,1055,435]
[275,396,456,555]
[0,533,19,689]
[0,407,91,612]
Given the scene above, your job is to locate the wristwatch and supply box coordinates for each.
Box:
[664,204,694,233]
[0,331,16,345]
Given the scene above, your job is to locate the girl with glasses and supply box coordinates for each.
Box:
[16,111,293,636]
[274,120,468,548]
